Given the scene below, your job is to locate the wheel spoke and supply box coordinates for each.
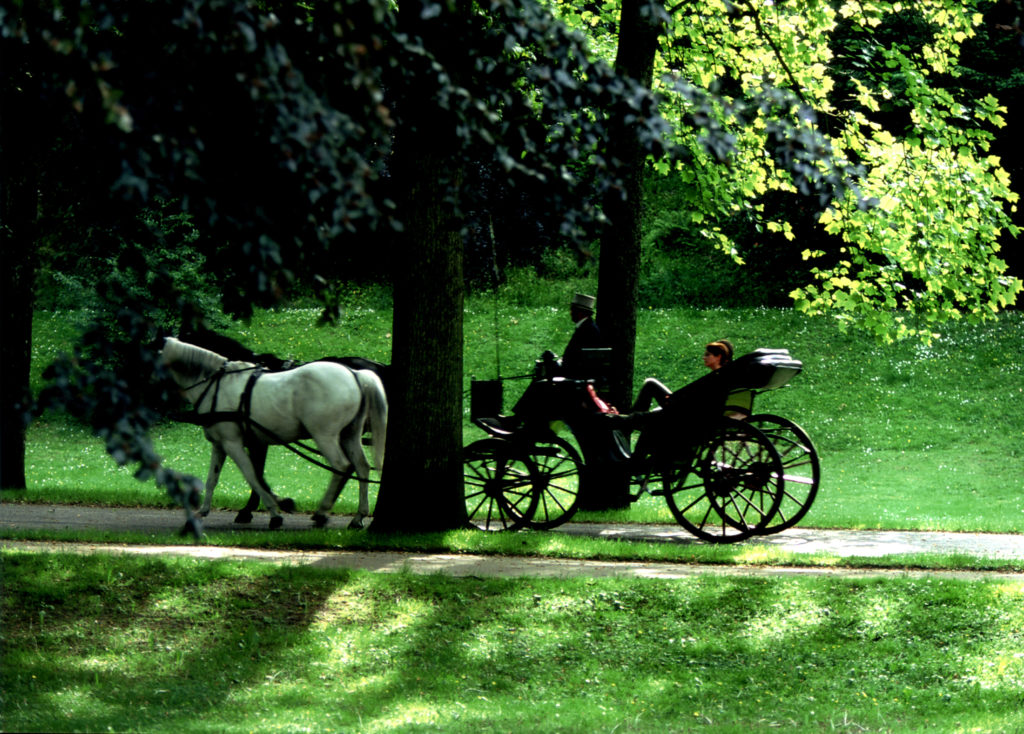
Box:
[463,439,540,531]
[524,437,582,530]
[664,421,783,543]
[748,415,820,535]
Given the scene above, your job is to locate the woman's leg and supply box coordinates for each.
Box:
[631,378,671,413]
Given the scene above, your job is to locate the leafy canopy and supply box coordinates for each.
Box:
[554,0,1021,342]
[2,0,699,517]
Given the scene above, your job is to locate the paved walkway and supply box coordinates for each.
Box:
[2,503,1022,580]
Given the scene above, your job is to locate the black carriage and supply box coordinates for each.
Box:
[463,348,820,543]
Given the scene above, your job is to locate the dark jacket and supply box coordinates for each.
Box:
[560,317,607,378]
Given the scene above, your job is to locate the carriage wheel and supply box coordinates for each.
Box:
[747,414,820,534]
[663,420,784,543]
[524,437,583,530]
[463,439,540,531]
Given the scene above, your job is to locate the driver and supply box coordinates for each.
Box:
[488,293,609,432]
[538,293,605,378]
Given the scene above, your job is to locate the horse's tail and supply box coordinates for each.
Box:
[356,370,388,471]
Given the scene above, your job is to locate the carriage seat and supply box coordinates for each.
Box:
[722,348,802,392]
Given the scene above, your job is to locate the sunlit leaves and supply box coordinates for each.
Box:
[593,0,1020,342]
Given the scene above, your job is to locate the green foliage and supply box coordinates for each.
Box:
[3,0,694,313]
[36,204,223,321]
[552,0,1022,341]
[4,551,1024,732]
[638,208,807,307]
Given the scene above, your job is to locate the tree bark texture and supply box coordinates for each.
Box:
[371,146,466,531]
[370,0,468,530]
[0,69,39,490]
[589,0,663,509]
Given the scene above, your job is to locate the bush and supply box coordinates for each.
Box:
[34,204,223,323]
[638,209,806,308]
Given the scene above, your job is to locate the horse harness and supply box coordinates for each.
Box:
[179,362,374,479]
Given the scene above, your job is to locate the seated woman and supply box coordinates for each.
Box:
[629,339,750,419]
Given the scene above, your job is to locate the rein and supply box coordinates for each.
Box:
[182,363,262,415]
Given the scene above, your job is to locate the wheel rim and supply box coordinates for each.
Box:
[526,437,583,530]
[463,440,538,531]
[663,422,783,543]
[748,415,820,533]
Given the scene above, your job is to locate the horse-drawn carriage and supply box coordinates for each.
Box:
[464,349,820,543]
[161,329,816,541]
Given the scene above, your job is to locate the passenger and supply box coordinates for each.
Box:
[629,339,750,418]
[703,339,734,371]
[704,340,751,419]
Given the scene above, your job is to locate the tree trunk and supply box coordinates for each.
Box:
[371,145,466,531]
[370,0,468,530]
[0,73,39,490]
[0,225,36,491]
[588,0,663,510]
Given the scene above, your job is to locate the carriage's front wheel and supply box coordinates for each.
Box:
[525,437,583,530]
[663,421,784,543]
[463,439,539,531]
[747,414,820,534]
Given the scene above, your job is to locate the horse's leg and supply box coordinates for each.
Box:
[236,441,266,524]
[199,442,227,518]
[311,466,352,529]
[221,439,284,529]
[319,427,373,530]
[236,442,296,523]
[310,429,367,528]
[342,431,373,529]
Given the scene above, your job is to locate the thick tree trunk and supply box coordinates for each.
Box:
[0,231,36,491]
[588,0,663,509]
[371,148,466,531]
[370,0,471,532]
[0,77,39,490]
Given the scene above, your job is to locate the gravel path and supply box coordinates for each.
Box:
[3,502,1022,579]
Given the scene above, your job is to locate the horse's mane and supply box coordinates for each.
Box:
[179,327,293,371]
[163,337,234,376]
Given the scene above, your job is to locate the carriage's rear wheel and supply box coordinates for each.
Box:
[524,437,583,530]
[663,420,784,543]
[747,414,820,534]
[463,439,539,531]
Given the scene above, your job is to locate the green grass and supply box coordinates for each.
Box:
[6,298,1024,733]
[12,300,1024,534]
[3,549,1024,733]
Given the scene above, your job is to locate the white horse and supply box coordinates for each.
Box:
[160,337,387,529]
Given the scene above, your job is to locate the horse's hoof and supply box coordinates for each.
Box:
[269,515,284,530]
[348,517,364,530]
[233,510,253,524]
[278,498,296,514]
[311,513,328,528]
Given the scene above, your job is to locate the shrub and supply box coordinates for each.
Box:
[638,209,806,308]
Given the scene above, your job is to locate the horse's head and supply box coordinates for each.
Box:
[160,337,229,389]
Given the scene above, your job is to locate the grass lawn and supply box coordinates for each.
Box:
[4,296,1024,733]
[3,549,1024,734]
[11,300,1024,534]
